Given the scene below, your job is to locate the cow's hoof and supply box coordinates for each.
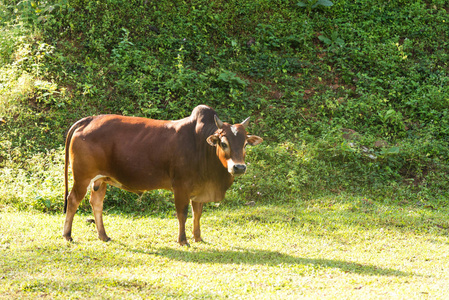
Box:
[63,235,73,242]
[179,241,190,247]
[99,236,111,242]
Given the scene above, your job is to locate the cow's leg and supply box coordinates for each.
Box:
[89,181,110,242]
[63,179,90,241]
[174,188,190,246]
[191,201,204,242]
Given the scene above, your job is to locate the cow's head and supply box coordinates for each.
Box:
[207,115,263,176]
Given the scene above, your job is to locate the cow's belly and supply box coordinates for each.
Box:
[92,171,172,194]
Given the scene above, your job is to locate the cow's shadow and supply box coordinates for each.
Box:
[132,245,413,277]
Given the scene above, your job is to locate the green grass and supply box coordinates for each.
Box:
[1,199,448,299]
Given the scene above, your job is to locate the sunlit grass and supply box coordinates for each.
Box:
[1,199,448,299]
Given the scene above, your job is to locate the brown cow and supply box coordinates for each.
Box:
[63,105,262,246]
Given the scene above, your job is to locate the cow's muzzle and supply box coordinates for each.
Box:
[233,164,247,176]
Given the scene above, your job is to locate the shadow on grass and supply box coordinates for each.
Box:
[140,246,413,278]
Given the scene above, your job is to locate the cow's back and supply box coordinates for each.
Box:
[69,115,186,191]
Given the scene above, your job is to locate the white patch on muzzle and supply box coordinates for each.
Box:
[227,159,235,174]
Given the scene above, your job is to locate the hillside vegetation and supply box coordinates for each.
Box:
[0,0,448,212]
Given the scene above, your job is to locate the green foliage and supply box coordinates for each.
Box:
[0,148,64,212]
[297,0,334,15]
[318,31,344,49]
[1,0,449,212]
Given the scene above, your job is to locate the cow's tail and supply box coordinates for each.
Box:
[64,117,92,213]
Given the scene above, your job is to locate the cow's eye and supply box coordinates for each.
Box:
[221,142,228,149]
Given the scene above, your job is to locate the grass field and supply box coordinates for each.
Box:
[1,198,448,299]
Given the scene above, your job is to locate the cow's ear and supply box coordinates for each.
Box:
[207,135,220,146]
[247,135,263,146]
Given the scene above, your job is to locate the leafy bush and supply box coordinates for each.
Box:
[1,0,448,212]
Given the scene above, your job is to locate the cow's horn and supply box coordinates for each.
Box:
[214,115,224,129]
[241,117,250,129]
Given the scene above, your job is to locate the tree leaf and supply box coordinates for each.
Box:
[381,147,400,155]
[316,0,334,7]
[335,38,345,46]
[318,35,331,45]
